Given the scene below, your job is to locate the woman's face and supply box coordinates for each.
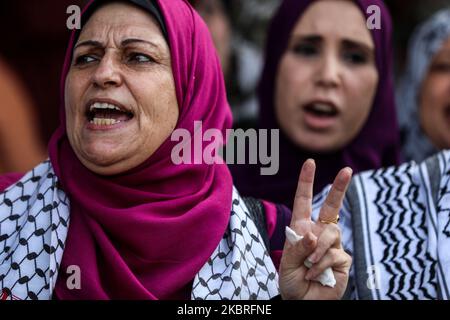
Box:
[193,0,231,76]
[275,0,378,152]
[419,37,450,150]
[65,2,179,175]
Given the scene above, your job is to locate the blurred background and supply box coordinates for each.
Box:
[0,0,449,173]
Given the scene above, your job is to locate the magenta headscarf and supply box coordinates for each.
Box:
[48,0,233,299]
[232,0,402,208]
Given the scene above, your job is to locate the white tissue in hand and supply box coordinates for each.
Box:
[285,227,336,288]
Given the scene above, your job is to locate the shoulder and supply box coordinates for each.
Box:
[233,186,292,251]
[0,160,55,193]
[345,151,450,205]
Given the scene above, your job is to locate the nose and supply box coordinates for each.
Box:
[92,53,122,89]
[315,51,341,89]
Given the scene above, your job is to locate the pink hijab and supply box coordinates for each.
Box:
[48,0,233,299]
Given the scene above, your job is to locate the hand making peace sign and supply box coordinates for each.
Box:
[279,159,353,300]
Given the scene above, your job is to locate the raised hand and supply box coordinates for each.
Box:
[279,159,353,300]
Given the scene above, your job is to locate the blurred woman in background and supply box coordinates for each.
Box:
[231,0,401,208]
[397,8,450,163]
[189,0,232,78]
[0,57,46,173]
[307,8,450,300]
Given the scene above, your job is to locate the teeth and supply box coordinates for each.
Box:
[312,103,334,113]
[89,102,122,112]
[90,118,120,126]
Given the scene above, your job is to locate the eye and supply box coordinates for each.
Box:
[431,62,450,73]
[128,53,154,64]
[74,55,98,65]
[342,51,368,65]
[292,43,319,57]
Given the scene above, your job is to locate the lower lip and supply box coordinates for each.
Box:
[85,119,133,131]
[303,111,338,130]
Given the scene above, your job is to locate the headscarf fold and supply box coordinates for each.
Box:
[232,0,401,208]
[49,0,233,299]
[396,8,450,163]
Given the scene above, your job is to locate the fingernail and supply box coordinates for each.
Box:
[304,258,313,268]
[307,254,316,263]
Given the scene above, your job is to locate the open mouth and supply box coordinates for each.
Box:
[303,102,339,118]
[445,105,450,119]
[302,101,340,130]
[86,101,134,126]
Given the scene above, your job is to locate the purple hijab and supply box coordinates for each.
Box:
[232,0,401,208]
[45,0,233,299]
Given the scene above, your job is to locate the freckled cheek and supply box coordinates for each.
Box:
[158,78,179,121]
[64,94,77,131]
[136,96,176,138]
[140,88,165,115]
[66,75,88,116]
[65,75,91,143]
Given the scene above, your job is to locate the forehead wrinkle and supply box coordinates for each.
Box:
[78,3,166,50]
[77,24,167,53]
[296,1,374,49]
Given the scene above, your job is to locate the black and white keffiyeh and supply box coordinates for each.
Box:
[0,162,279,300]
[192,187,279,300]
[0,161,70,300]
[313,150,450,300]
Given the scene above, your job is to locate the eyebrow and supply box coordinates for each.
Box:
[291,34,374,52]
[74,38,159,50]
[290,35,322,44]
[341,39,374,53]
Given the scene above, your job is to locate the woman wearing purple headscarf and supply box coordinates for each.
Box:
[231,0,402,209]
[307,7,450,301]
[0,0,352,300]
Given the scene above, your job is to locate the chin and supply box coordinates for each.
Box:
[79,144,124,169]
[85,140,123,157]
[294,134,344,154]
[80,157,127,176]
[299,144,336,154]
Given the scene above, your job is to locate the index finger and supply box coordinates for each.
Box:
[318,167,352,224]
[291,159,316,225]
